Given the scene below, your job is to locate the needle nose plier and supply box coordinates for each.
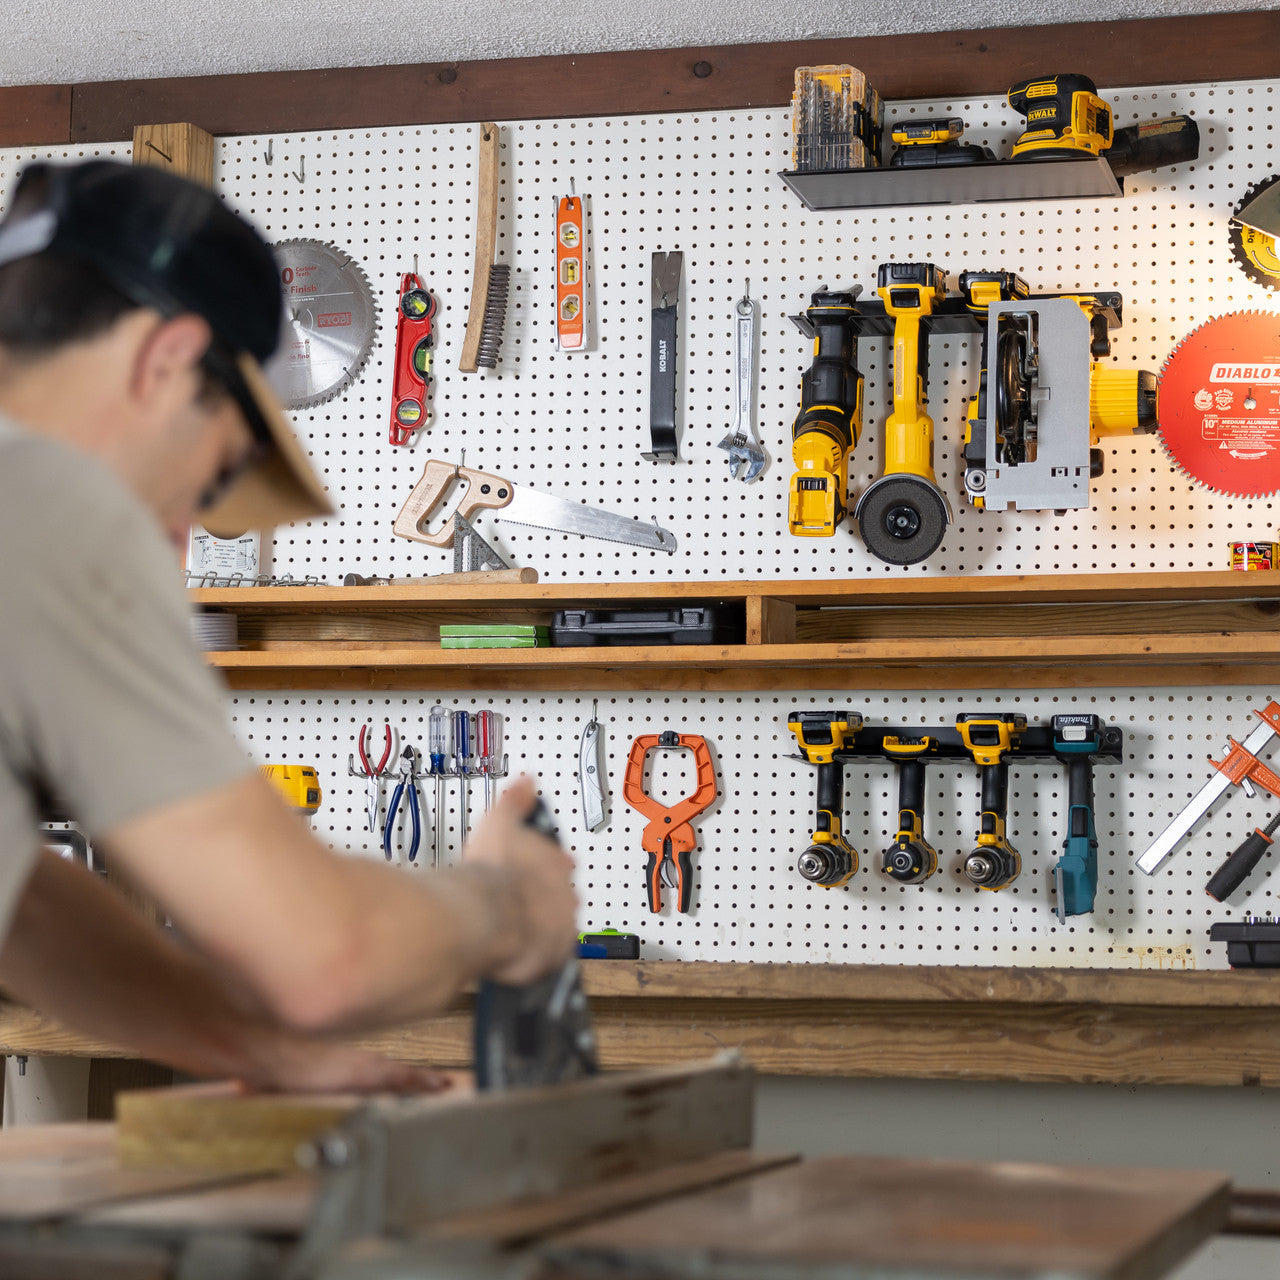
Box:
[349,722,394,833]
[383,745,424,863]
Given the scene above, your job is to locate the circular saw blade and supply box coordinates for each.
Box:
[266,239,377,409]
[1230,176,1280,291]
[1156,310,1280,497]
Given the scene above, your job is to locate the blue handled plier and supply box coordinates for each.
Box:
[383,745,423,863]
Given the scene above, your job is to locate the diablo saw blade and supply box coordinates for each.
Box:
[1156,311,1280,497]
[266,239,377,409]
[1230,176,1280,291]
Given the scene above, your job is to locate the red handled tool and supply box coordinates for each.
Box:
[622,731,717,913]
[390,272,437,446]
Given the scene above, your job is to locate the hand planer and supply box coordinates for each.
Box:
[473,799,600,1090]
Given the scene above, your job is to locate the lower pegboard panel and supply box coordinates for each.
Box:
[228,683,1275,970]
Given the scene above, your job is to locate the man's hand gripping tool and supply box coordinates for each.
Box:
[622,731,717,913]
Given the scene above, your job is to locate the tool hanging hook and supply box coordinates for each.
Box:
[264,140,274,166]
[292,156,305,185]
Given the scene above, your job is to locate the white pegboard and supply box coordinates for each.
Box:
[3,79,1280,967]
[228,687,1280,969]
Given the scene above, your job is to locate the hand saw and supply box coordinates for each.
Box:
[392,459,678,553]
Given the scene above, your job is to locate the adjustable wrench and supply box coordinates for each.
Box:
[718,286,767,481]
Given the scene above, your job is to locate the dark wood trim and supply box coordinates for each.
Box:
[0,84,72,147]
[0,13,1271,149]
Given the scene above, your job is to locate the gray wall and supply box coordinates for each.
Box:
[754,1076,1280,1280]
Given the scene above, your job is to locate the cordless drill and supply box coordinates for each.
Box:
[788,709,862,887]
[788,290,864,537]
[881,736,939,884]
[956,713,1026,891]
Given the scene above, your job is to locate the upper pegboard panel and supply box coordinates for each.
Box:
[1,79,1275,583]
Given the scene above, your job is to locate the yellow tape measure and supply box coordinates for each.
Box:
[260,764,322,815]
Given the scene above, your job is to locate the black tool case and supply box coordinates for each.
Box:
[551,606,745,646]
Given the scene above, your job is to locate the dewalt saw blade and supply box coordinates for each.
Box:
[266,239,377,409]
[1156,311,1280,497]
[1230,177,1280,291]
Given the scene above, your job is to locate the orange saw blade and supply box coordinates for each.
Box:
[1156,310,1280,497]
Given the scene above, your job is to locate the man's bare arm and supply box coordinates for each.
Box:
[98,773,578,1034]
[0,849,449,1091]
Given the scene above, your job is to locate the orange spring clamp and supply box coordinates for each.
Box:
[622,731,717,913]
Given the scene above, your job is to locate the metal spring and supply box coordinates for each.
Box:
[476,261,511,369]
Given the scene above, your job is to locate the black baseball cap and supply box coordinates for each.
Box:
[0,159,333,536]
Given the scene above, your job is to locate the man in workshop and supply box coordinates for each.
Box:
[0,159,579,1090]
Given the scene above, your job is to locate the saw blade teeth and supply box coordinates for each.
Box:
[269,238,377,409]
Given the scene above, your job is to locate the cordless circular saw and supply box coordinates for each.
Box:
[1156,311,1280,497]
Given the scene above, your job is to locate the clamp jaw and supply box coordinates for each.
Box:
[956,713,1026,890]
[622,731,717,913]
[788,709,863,887]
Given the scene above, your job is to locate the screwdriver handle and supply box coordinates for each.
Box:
[453,710,472,772]
[429,703,450,757]
[1206,814,1280,903]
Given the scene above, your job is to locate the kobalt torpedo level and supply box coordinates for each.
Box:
[389,272,436,446]
[555,193,586,351]
[1138,701,1280,875]
[787,709,862,887]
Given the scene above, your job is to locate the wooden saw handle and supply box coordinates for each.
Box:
[392,459,515,548]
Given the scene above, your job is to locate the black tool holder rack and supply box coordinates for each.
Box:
[789,291,1122,343]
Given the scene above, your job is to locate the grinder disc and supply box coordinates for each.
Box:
[1156,311,1280,497]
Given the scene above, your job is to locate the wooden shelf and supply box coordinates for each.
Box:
[191,569,1280,691]
[6,962,1280,1086]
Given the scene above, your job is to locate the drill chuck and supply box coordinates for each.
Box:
[882,840,937,884]
[798,844,855,887]
[963,847,1020,890]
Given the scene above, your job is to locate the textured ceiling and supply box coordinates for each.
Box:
[1,0,1274,89]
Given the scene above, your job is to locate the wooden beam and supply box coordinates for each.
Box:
[131,123,215,184]
[0,84,71,147]
[0,13,1246,146]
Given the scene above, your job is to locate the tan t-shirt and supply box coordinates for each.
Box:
[0,416,253,937]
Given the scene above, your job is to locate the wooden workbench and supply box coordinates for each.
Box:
[0,1113,1235,1280]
